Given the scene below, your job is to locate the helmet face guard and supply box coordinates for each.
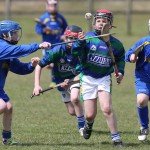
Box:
[93,9,113,25]
[93,9,113,34]
[8,29,22,44]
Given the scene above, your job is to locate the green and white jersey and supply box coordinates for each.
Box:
[39,44,78,83]
[71,31,125,78]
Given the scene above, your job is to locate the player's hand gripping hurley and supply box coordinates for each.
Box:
[101,23,120,84]
[30,75,80,99]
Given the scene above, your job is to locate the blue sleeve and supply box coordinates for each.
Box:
[35,23,44,35]
[35,14,46,35]
[125,38,145,62]
[0,41,40,60]
[10,59,35,75]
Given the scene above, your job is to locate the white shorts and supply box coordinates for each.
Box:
[59,83,80,103]
[80,75,111,100]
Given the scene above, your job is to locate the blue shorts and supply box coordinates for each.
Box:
[135,80,150,96]
[0,90,10,102]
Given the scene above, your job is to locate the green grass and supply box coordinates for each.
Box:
[0,13,150,150]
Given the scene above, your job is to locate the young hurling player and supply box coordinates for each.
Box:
[125,25,150,141]
[71,9,125,147]
[0,20,44,145]
[33,25,85,136]
[35,0,68,86]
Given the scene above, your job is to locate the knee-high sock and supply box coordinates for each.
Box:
[137,106,149,128]
[77,115,85,129]
[2,130,11,139]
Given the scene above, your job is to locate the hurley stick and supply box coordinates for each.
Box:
[30,75,80,99]
[133,42,145,56]
[34,18,60,35]
[101,23,120,84]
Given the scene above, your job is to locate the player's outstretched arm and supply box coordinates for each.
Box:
[33,65,43,96]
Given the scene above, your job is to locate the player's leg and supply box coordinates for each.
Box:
[135,80,150,141]
[0,99,7,114]
[80,75,97,139]
[60,90,76,116]
[3,101,12,131]
[0,90,17,145]
[64,102,76,116]
[97,75,123,147]
[137,93,149,141]
[83,99,97,139]
[98,91,122,146]
[2,101,17,145]
[60,90,85,135]
[70,84,85,136]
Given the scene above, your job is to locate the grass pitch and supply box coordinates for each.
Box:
[0,13,150,150]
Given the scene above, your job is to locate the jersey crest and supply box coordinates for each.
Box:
[90,45,96,51]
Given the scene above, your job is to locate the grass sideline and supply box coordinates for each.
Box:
[0,14,149,150]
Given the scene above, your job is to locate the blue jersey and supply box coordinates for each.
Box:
[39,44,79,84]
[71,31,125,78]
[0,39,39,60]
[35,12,68,44]
[0,58,35,101]
[125,36,150,82]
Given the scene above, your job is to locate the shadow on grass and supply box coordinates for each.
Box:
[101,140,150,148]
[101,141,140,148]
[16,142,97,147]
[11,140,150,148]
[121,140,150,148]
[93,129,134,135]
[93,130,150,148]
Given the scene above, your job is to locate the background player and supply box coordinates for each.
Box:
[125,30,150,141]
[35,0,68,86]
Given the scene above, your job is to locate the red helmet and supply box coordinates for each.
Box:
[93,9,113,25]
[65,25,82,39]
[46,0,58,5]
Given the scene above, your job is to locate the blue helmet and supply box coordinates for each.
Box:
[0,20,22,38]
[0,20,22,44]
